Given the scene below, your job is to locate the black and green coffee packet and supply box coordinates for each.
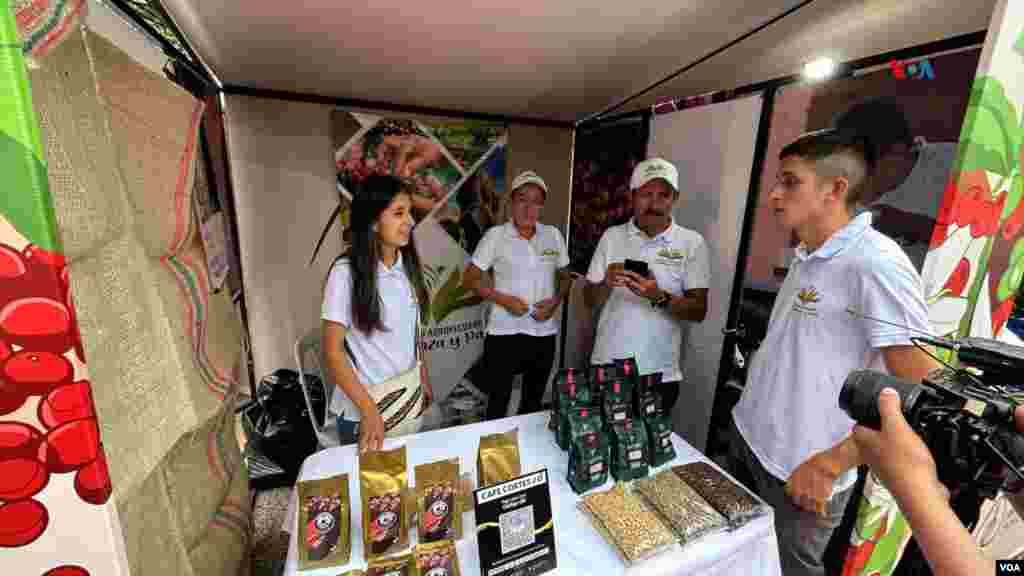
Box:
[609,420,648,481]
[633,372,661,420]
[602,377,631,428]
[588,363,614,411]
[551,368,590,438]
[613,357,639,393]
[645,415,676,467]
[559,405,601,450]
[568,431,608,494]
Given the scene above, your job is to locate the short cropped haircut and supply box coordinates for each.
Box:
[779,128,870,210]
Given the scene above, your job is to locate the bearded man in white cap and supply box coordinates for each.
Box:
[465,170,571,420]
[584,158,710,415]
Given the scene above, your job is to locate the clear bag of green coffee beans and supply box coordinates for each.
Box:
[609,420,648,481]
[644,415,676,468]
[568,431,609,494]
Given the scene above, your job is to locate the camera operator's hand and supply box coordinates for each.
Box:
[853,388,1003,576]
[786,452,840,516]
[852,387,942,504]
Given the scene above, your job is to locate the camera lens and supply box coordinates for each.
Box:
[839,370,921,430]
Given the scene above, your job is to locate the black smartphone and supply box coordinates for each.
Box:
[624,259,650,278]
[336,418,360,445]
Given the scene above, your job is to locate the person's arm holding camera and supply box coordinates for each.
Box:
[853,389,1024,575]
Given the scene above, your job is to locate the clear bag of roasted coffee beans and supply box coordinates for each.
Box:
[672,462,767,527]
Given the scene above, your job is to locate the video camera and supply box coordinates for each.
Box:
[839,336,1024,499]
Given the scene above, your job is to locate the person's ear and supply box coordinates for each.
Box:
[827,176,850,206]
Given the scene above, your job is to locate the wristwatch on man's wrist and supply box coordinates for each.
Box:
[651,291,672,309]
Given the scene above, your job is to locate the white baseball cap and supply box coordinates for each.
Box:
[630,158,678,191]
[509,170,548,198]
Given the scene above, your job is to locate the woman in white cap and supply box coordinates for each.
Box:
[464,170,571,420]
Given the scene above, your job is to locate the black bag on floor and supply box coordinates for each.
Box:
[240,369,324,489]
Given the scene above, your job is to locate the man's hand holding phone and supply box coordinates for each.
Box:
[624,258,650,278]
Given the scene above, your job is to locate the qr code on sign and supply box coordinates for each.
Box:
[499,506,535,555]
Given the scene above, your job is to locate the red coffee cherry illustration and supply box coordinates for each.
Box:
[0,499,48,547]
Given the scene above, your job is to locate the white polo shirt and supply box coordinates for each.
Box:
[732,213,931,493]
[322,258,419,420]
[586,219,710,382]
[472,222,569,337]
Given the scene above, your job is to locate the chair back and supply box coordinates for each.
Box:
[294,329,329,439]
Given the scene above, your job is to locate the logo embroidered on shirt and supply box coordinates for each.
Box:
[656,248,685,260]
[794,286,821,316]
[540,248,560,258]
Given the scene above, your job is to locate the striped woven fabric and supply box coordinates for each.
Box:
[161,100,243,400]
[14,0,86,57]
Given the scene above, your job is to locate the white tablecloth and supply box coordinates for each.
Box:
[283,413,782,576]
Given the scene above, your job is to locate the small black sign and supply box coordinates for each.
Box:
[473,469,557,576]
[998,560,1023,575]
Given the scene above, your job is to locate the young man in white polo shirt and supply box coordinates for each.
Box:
[728,129,939,576]
[584,158,710,414]
[464,171,571,420]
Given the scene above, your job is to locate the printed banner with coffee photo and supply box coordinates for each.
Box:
[322,111,507,410]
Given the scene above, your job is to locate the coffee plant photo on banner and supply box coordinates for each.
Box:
[922,75,1024,345]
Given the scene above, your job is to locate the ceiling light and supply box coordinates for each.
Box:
[803,57,838,81]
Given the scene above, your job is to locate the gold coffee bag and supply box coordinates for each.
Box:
[416,459,462,542]
[415,540,462,576]
[360,446,409,559]
[366,551,414,576]
[297,474,351,570]
[477,429,521,488]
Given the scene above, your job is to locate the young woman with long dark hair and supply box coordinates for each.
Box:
[322,174,432,452]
